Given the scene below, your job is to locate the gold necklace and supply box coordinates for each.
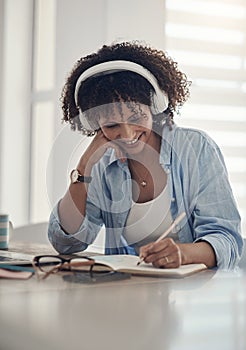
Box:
[129,160,150,188]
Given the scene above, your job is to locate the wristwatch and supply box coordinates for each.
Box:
[70,169,92,184]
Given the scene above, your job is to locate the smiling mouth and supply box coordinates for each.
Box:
[124,138,138,145]
[121,133,143,146]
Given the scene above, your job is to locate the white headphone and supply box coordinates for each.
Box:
[74,60,169,135]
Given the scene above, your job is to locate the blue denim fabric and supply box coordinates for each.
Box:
[48,124,243,269]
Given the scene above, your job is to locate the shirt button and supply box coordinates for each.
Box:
[165,168,170,174]
[171,197,175,202]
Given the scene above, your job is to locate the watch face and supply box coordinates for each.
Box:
[71,169,79,183]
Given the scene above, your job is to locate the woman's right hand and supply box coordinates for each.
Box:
[77,130,127,174]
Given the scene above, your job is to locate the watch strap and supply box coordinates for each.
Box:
[71,169,92,184]
[77,175,92,183]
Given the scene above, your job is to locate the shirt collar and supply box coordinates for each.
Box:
[107,148,128,171]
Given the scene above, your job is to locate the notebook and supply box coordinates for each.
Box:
[0,250,34,265]
[85,254,207,278]
[0,250,101,266]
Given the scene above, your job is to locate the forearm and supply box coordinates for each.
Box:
[58,131,121,234]
[58,183,89,234]
[58,162,92,234]
[178,241,217,268]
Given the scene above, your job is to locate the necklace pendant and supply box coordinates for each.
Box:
[141,181,147,187]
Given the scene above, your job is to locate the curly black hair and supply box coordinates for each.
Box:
[61,41,191,135]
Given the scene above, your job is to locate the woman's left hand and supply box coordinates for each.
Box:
[139,238,182,268]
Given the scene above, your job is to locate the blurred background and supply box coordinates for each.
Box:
[0,0,245,237]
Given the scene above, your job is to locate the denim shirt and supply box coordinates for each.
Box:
[48,124,243,269]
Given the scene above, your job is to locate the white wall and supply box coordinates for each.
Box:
[106,0,166,48]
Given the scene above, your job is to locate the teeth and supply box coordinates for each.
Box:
[125,138,138,145]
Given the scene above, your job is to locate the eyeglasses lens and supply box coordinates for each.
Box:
[69,258,94,271]
[38,257,63,273]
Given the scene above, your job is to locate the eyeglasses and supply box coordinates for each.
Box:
[32,255,95,280]
[32,254,132,283]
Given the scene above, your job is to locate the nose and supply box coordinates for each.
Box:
[119,123,136,140]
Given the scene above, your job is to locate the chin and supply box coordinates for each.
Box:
[124,143,146,156]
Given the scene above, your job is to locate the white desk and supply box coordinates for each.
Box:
[0,243,246,350]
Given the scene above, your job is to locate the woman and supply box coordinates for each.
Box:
[48,41,243,269]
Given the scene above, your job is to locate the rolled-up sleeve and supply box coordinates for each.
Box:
[190,134,243,269]
[48,200,103,254]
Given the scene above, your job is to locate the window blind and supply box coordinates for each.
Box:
[164,0,246,236]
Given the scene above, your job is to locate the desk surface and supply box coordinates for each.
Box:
[1,243,246,350]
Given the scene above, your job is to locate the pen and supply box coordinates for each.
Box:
[137,211,186,266]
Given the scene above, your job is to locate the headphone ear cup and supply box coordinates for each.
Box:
[150,91,169,115]
[79,111,96,136]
